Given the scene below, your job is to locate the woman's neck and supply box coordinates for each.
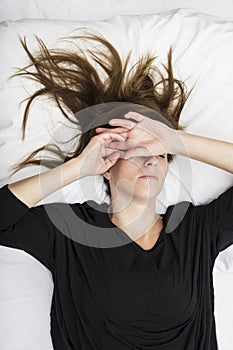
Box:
[107,197,162,240]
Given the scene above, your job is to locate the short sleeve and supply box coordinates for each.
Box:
[196,186,233,254]
[0,184,55,271]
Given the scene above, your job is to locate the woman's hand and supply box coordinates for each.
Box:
[95,112,233,174]
[96,111,179,159]
[77,131,127,177]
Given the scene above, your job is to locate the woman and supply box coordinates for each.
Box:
[0,33,233,349]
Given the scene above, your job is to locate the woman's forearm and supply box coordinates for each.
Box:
[8,157,85,208]
[7,129,129,208]
[174,130,233,173]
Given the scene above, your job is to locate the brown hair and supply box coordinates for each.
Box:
[10,32,191,196]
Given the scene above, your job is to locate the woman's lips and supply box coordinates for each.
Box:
[138,175,158,180]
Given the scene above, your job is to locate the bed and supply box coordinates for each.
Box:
[0,1,233,349]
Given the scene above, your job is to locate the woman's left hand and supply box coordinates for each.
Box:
[96,111,179,159]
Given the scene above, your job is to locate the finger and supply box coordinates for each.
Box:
[105,139,140,150]
[105,141,128,150]
[124,111,145,122]
[96,127,129,133]
[122,147,151,159]
[98,132,127,144]
[104,148,125,158]
[104,151,124,167]
[104,148,116,157]
[99,129,129,140]
[108,118,136,129]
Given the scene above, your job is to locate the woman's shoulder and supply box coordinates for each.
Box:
[163,200,194,234]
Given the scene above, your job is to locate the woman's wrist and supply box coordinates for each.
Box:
[169,130,233,173]
[165,129,189,156]
[61,156,87,186]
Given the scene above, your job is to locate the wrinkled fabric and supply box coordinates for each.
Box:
[0,184,232,349]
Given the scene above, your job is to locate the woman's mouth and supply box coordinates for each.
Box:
[138,175,158,180]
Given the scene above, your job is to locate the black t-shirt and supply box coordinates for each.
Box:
[0,184,233,350]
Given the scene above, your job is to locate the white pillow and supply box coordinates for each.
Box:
[0,9,232,208]
[1,0,233,22]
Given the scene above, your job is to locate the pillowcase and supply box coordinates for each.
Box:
[1,0,233,22]
[0,9,232,211]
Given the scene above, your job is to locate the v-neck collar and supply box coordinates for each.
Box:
[87,200,171,253]
[82,200,193,251]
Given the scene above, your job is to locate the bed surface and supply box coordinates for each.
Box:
[0,2,233,349]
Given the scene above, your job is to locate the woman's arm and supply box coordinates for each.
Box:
[8,157,84,208]
[173,131,233,173]
[101,112,233,174]
[7,130,127,208]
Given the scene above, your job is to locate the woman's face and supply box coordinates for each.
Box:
[103,155,169,202]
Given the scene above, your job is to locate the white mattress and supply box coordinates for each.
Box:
[0,2,233,349]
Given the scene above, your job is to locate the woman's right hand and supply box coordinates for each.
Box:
[6,130,128,208]
[77,130,128,178]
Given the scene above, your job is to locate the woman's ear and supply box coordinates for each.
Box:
[102,170,111,180]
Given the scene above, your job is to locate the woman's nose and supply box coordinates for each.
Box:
[144,156,158,167]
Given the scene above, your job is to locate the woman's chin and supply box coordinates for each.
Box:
[131,188,161,201]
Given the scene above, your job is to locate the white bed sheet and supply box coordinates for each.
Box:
[0,2,233,350]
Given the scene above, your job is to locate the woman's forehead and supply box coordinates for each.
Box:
[74,102,172,133]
